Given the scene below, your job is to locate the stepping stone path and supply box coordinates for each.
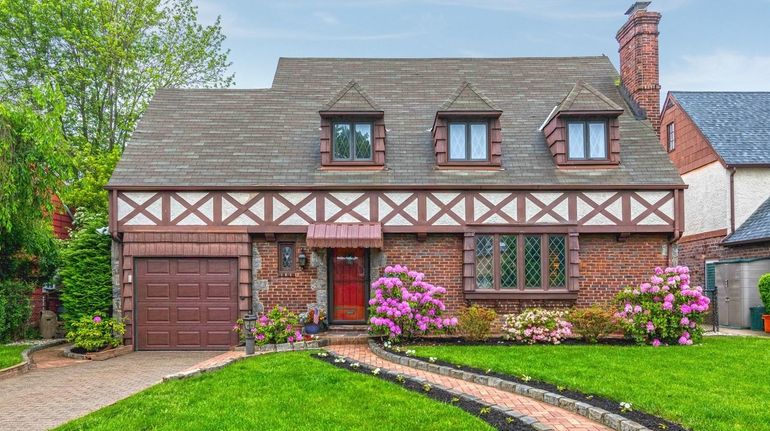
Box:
[328,344,611,431]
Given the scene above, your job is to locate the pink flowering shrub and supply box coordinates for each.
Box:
[368,264,458,340]
[615,266,710,346]
[502,308,572,344]
[233,306,302,345]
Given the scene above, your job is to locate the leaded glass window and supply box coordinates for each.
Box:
[333,122,372,161]
[448,121,488,161]
[567,119,608,160]
[473,234,568,291]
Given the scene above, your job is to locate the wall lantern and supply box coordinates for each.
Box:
[298,248,308,268]
[243,313,257,355]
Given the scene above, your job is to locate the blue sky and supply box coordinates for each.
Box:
[195,0,770,97]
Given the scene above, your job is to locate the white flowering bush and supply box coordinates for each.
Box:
[502,308,572,344]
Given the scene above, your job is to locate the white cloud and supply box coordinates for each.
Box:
[663,51,770,94]
[313,11,339,25]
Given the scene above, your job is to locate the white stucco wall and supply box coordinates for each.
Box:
[734,167,770,228]
[681,161,730,236]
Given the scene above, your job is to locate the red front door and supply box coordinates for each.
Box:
[331,248,367,323]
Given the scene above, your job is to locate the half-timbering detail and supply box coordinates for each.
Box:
[116,189,681,234]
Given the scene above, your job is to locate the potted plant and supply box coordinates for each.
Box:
[300,307,326,335]
[759,273,770,333]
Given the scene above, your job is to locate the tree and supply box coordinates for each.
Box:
[0,92,66,339]
[0,0,234,212]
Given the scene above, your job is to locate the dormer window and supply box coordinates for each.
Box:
[566,119,608,160]
[542,81,623,167]
[333,122,373,161]
[448,121,489,161]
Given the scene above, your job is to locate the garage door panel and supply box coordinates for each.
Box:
[144,307,171,323]
[177,307,202,323]
[144,283,170,299]
[136,257,238,350]
[206,283,231,299]
[177,283,202,299]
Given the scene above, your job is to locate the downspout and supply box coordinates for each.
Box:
[668,188,684,266]
[729,167,737,233]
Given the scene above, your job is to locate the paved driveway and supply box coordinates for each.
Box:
[0,349,219,431]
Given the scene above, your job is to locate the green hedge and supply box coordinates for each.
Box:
[759,273,770,310]
[59,212,112,326]
[0,280,33,342]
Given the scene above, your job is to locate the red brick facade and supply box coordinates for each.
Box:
[678,234,770,289]
[616,5,662,133]
[253,233,671,318]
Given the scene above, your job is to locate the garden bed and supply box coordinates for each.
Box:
[376,341,686,431]
[314,352,538,431]
[375,336,634,347]
[64,344,133,361]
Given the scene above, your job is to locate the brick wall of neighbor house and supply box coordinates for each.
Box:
[679,235,770,289]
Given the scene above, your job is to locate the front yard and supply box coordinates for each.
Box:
[411,336,770,431]
[0,344,28,369]
[56,351,493,431]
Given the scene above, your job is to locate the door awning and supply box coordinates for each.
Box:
[306,223,383,248]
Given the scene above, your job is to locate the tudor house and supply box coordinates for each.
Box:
[107,2,684,350]
[660,91,770,292]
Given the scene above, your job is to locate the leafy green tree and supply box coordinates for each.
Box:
[59,211,112,324]
[0,0,234,212]
[0,92,65,339]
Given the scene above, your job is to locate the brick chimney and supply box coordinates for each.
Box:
[616,1,662,133]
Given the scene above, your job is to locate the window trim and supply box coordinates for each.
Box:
[331,121,374,162]
[666,122,676,152]
[277,241,296,276]
[447,120,491,163]
[474,233,568,292]
[565,118,610,161]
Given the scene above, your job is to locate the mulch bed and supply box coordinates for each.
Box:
[314,352,537,431]
[379,341,690,431]
[385,336,636,347]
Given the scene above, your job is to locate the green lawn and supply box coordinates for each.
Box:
[57,351,493,431]
[411,336,770,431]
[0,344,28,369]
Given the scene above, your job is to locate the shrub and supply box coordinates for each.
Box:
[368,264,458,341]
[569,306,621,343]
[759,273,770,310]
[0,280,34,342]
[502,308,572,344]
[59,211,112,326]
[615,266,710,346]
[66,313,125,352]
[459,305,497,341]
[233,306,302,345]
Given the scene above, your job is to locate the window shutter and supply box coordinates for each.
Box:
[705,262,716,293]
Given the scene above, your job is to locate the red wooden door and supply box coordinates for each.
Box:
[332,248,366,322]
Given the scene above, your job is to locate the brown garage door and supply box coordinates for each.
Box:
[136,258,238,350]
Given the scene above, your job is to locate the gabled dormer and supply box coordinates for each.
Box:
[542,81,623,167]
[432,82,502,168]
[319,80,385,168]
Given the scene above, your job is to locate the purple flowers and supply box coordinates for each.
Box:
[92,316,102,323]
[616,265,709,347]
[368,265,457,340]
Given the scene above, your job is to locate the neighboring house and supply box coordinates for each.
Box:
[107,2,684,350]
[660,92,770,292]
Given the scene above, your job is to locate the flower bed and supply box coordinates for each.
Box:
[314,351,538,431]
[64,343,133,361]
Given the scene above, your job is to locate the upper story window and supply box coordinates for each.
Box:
[666,122,676,152]
[566,119,608,160]
[333,122,373,161]
[448,121,489,161]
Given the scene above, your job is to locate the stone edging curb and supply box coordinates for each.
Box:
[163,339,330,381]
[0,339,67,380]
[368,341,650,431]
[321,352,551,431]
[63,344,134,361]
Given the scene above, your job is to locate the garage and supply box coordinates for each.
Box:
[135,257,239,350]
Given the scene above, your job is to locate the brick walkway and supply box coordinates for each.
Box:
[0,348,220,431]
[328,344,611,431]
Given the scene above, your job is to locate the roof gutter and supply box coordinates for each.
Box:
[104,183,688,191]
